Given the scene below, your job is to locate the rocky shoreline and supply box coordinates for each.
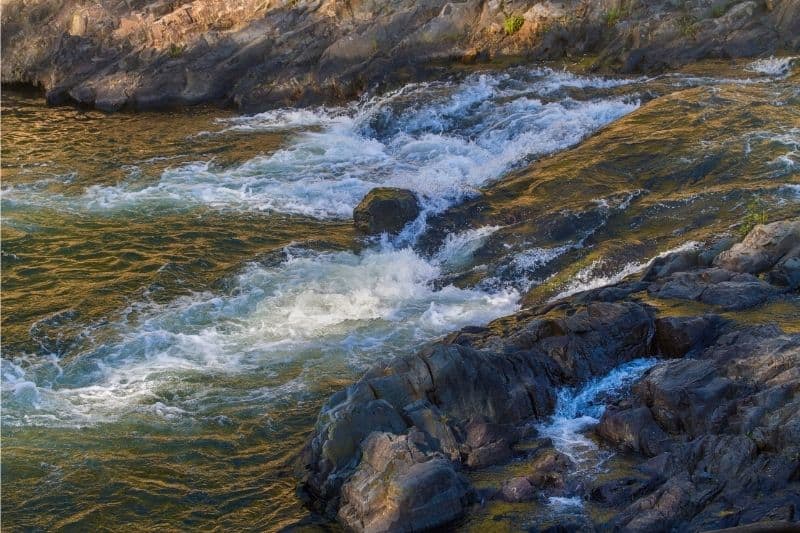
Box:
[3,0,799,111]
[296,218,799,532]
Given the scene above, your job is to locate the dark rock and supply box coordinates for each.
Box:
[704,520,800,533]
[612,473,719,532]
[642,249,701,281]
[353,188,420,235]
[766,245,800,290]
[299,220,800,531]
[589,473,661,507]
[700,279,777,310]
[654,315,722,358]
[337,431,471,532]
[463,420,518,468]
[647,268,777,310]
[500,477,536,502]
[525,446,572,489]
[299,300,655,525]
[596,405,671,456]
[600,322,800,532]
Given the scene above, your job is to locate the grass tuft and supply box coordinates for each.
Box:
[677,14,698,37]
[604,6,627,26]
[504,15,525,35]
[738,199,769,238]
[168,43,185,58]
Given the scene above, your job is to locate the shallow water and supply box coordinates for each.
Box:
[2,60,799,530]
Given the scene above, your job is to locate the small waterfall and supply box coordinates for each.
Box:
[537,358,657,508]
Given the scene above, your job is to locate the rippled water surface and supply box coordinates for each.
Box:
[2,60,799,530]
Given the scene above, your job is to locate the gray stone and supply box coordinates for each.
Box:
[337,431,471,532]
[500,476,536,502]
[714,220,800,275]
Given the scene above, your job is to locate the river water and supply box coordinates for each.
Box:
[2,59,799,530]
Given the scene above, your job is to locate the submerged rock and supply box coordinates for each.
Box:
[353,188,420,236]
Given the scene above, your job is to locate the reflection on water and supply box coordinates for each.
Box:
[2,59,799,531]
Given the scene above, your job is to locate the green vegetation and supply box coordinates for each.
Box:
[503,15,525,35]
[604,5,629,27]
[739,199,769,237]
[168,43,185,58]
[677,14,698,37]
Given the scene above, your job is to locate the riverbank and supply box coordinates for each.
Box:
[3,0,799,111]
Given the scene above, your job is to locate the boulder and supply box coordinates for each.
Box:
[500,477,537,502]
[337,431,471,532]
[596,404,671,456]
[353,188,421,235]
[525,446,572,489]
[654,315,722,358]
[463,420,518,468]
[300,220,800,531]
[299,300,656,524]
[714,219,800,275]
[589,473,661,507]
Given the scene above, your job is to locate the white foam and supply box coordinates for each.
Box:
[3,69,640,221]
[538,358,656,480]
[512,244,573,272]
[783,184,800,199]
[217,107,349,132]
[547,496,584,509]
[746,56,798,77]
[2,244,519,427]
[433,225,501,270]
[551,241,701,302]
[514,67,646,95]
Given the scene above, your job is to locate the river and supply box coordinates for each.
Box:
[2,58,799,530]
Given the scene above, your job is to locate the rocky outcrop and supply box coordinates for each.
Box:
[353,188,420,235]
[297,219,800,532]
[597,322,800,531]
[3,0,799,111]
[299,299,656,528]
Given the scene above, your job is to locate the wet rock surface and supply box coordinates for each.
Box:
[353,188,420,236]
[3,0,799,111]
[298,219,800,532]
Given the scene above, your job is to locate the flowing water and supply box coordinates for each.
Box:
[2,60,799,531]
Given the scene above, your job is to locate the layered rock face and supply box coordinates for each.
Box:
[3,0,799,111]
[297,219,800,532]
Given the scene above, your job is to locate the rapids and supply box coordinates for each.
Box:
[2,59,799,530]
